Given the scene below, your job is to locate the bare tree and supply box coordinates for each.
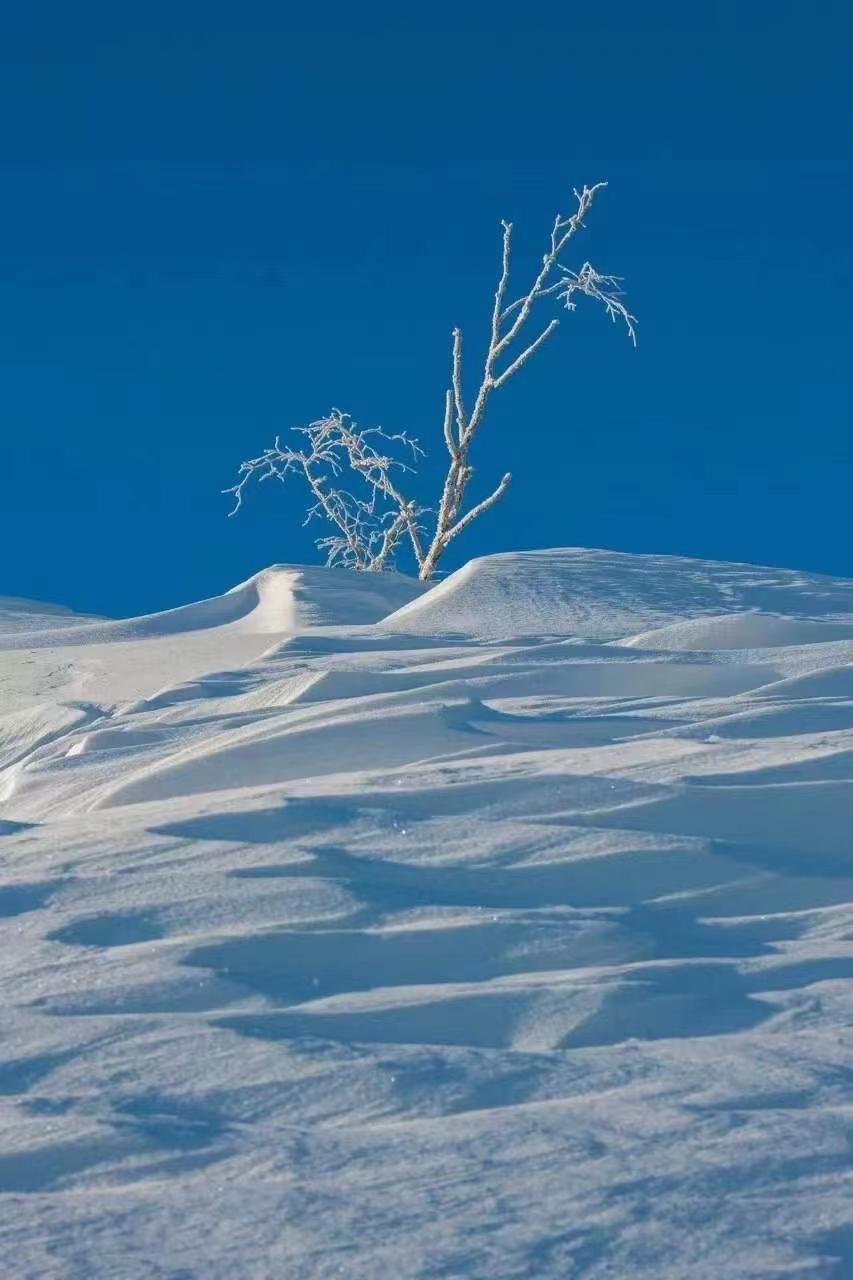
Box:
[417,181,635,580]
[225,410,425,572]
[228,180,635,580]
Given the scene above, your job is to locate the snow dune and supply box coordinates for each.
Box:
[0,564,422,649]
[1,548,853,1278]
[0,595,105,637]
[381,546,853,638]
[621,611,853,651]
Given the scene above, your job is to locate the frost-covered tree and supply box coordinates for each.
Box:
[226,410,426,572]
[228,180,635,580]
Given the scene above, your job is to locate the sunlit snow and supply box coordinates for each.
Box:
[2,548,853,1278]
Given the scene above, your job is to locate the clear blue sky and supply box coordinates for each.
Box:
[2,1,851,616]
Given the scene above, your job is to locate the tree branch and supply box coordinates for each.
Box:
[226,409,424,572]
[492,318,559,389]
[446,472,512,544]
[451,327,465,447]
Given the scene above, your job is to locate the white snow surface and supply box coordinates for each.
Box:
[0,596,105,637]
[1,548,853,1278]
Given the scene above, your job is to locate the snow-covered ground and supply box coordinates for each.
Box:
[2,547,853,1278]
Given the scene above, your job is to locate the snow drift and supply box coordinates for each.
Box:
[1,564,423,650]
[1,547,852,1279]
[381,546,853,638]
[0,594,105,637]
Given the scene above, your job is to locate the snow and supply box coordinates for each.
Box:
[0,596,105,637]
[381,546,853,638]
[1,547,852,1278]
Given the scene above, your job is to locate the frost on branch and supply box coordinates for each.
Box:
[225,409,426,572]
[416,180,635,580]
[228,180,635,579]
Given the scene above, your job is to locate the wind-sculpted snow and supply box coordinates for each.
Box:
[0,595,106,637]
[1,549,852,1278]
[382,546,853,638]
[0,563,423,650]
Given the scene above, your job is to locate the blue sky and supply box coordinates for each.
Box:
[2,1,851,616]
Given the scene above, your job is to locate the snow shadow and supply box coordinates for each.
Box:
[229,840,750,912]
[0,1093,234,1193]
[48,911,165,949]
[0,1049,78,1096]
[0,818,36,836]
[183,914,629,1007]
[0,879,63,918]
[151,799,355,844]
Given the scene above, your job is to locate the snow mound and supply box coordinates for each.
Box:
[1,564,423,650]
[0,595,105,637]
[620,610,853,651]
[381,547,853,639]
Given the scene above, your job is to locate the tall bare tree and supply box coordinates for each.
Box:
[228,180,635,580]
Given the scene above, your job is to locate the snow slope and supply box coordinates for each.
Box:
[0,565,421,773]
[1,548,853,1278]
[381,546,853,638]
[0,596,105,638]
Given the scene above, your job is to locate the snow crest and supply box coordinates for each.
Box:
[382,546,853,638]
